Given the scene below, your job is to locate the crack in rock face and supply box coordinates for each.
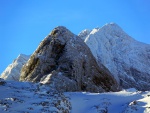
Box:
[20,26,119,93]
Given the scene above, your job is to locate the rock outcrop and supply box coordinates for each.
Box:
[0,54,30,81]
[81,23,150,91]
[20,26,119,93]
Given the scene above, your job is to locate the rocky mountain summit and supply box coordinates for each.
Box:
[0,23,150,113]
[0,54,30,81]
[20,26,119,93]
[80,23,150,91]
[1,23,150,92]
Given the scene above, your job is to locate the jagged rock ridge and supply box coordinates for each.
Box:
[80,23,150,91]
[20,26,119,93]
[0,54,30,81]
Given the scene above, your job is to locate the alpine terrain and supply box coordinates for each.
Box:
[0,23,150,113]
[79,23,150,91]
[20,26,119,93]
[0,79,150,113]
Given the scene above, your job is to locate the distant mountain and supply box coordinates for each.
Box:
[79,23,150,91]
[0,54,30,81]
[20,26,119,93]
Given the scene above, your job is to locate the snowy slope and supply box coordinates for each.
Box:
[0,78,71,113]
[65,89,150,113]
[80,23,150,91]
[0,78,150,113]
[0,54,30,81]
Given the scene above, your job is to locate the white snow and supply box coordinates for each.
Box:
[78,29,91,40]
[0,79,150,113]
[65,89,150,113]
[0,54,30,81]
[0,79,70,113]
[40,74,52,84]
[80,23,150,90]
[0,23,150,113]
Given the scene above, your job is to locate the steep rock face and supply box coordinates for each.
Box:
[20,26,119,93]
[0,54,30,81]
[81,23,150,91]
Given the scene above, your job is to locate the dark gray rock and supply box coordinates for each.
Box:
[0,78,6,86]
[20,26,119,93]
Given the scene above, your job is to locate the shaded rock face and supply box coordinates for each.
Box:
[20,26,119,93]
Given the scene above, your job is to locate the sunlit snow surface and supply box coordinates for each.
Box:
[65,88,150,113]
[0,54,30,81]
[0,79,71,113]
[79,23,150,90]
[0,79,150,113]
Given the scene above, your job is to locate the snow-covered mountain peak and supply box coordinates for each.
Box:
[98,22,132,41]
[79,22,129,43]
[18,53,29,58]
[84,22,134,47]
[90,28,100,34]
[102,22,122,31]
[15,54,30,62]
[78,29,91,40]
[104,22,119,26]
[0,54,30,81]
[82,23,150,91]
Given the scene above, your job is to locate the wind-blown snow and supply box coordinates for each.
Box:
[0,54,30,81]
[80,23,150,90]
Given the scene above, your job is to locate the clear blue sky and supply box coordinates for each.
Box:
[0,0,150,74]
